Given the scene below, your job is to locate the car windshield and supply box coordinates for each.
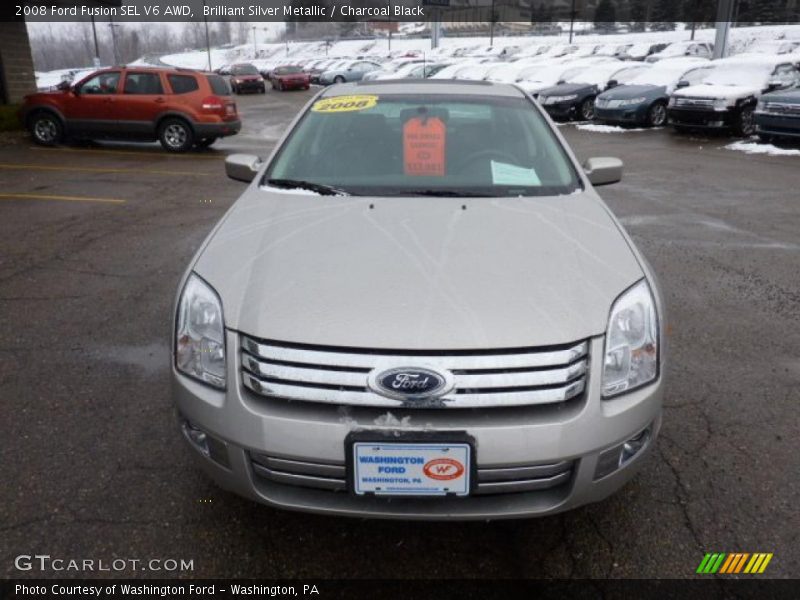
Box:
[264,93,581,197]
[232,65,259,75]
[276,66,303,74]
[701,63,773,87]
[661,43,691,56]
[567,63,642,85]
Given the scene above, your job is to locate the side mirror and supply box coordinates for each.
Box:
[607,79,619,89]
[225,154,262,183]
[676,80,690,89]
[584,157,623,186]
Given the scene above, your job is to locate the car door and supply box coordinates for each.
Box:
[118,71,168,138]
[64,71,121,135]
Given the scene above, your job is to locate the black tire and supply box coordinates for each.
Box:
[579,96,595,121]
[196,137,218,148]
[734,105,755,137]
[158,118,194,153]
[28,111,64,146]
[277,81,283,91]
[334,75,345,84]
[646,100,667,127]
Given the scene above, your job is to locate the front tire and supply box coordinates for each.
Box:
[29,111,64,146]
[646,100,667,127]
[334,75,345,84]
[158,118,194,153]
[734,105,755,137]
[579,96,595,121]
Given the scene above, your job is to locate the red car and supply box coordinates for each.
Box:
[20,67,240,152]
[229,63,266,94]
[271,65,311,91]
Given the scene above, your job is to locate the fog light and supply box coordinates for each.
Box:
[182,421,210,457]
[594,425,652,480]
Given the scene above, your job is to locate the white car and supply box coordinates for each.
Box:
[517,58,620,95]
[646,41,713,63]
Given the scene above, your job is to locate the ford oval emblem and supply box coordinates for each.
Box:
[368,367,453,400]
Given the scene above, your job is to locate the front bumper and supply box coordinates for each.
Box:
[667,107,735,129]
[595,104,649,125]
[194,119,241,139]
[233,80,265,92]
[542,101,579,120]
[755,112,800,138]
[276,78,310,89]
[173,334,663,520]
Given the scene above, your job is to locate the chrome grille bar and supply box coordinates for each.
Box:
[241,334,588,409]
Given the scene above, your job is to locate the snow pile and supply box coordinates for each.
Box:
[576,123,651,133]
[725,140,800,157]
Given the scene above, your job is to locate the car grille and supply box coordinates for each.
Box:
[239,335,588,409]
[674,97,714,108]
[762,102,800,116]
[250,453,575,496]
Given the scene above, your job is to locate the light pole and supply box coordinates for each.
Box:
[252,26,257,59]
[569,0,576,44]
[489,0,496,46]
[202,0,212,71]
[90,15,100,66]
[108,20,120,65]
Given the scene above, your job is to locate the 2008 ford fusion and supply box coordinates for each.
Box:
[172,80,665,519]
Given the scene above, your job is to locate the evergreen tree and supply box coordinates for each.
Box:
[594,0,617,31]
[629,0,648,31]
[649,0,678,30]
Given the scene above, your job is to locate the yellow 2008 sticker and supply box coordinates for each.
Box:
[312,95,378,113]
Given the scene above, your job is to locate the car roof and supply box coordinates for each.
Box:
[714,54,796,67]
[323,79,527,98]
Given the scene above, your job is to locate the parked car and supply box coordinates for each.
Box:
[646,41,713,63]
[307,59,344,84]
[538,62,651,121]
[755,87,800,142]
[174,80,664,519]
[371,62,450,80]
[667,56,800,136]
[739,40,799,56]
[618,42,668,62]
[270,65,311,91]
[21,67,240,152]
[517,58,619,96]
[362,58,424,81]
[229,63,266,94]
[319,60,381,85]
[595,58,712,127]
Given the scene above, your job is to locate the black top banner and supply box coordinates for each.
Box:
[3,0,798,23]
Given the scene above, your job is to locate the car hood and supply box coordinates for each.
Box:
[538,82,594,97]
[760,88,800,103]
[599,84,663,100]
[194,189,644,349]
[674,83,762,99]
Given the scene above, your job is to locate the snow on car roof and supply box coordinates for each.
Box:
[323,79,526,98]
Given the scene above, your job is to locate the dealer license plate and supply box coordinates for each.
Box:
[352,442,471,496]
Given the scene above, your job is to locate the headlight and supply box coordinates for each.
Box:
[602,280,659,398]
[668,96,677,107]
[620,96,647,106]
[713,98,731,111]
[548,94,579,103]
[756,99,766,111]
[176,274,226,389]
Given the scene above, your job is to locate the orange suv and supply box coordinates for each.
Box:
[21,67,241,152]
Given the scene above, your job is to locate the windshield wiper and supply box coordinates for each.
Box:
[387,189,486,197]
[266,178,351,196]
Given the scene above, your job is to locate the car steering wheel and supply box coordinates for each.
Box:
[455,149,519,174]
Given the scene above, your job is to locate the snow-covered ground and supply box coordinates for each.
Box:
[725,140,800,157]
[575,123,652,133]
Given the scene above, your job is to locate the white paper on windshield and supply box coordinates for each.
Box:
[490,161,541,186]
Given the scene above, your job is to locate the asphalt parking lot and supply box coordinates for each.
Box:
[1,89,798,580]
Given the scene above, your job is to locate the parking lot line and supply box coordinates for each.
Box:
[0,192,125,204]
[28,146,224,160]
[0,163,211,177]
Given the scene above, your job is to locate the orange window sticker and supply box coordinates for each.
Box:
[403,116,446,176]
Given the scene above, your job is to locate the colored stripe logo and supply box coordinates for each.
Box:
[696,553,773,574]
